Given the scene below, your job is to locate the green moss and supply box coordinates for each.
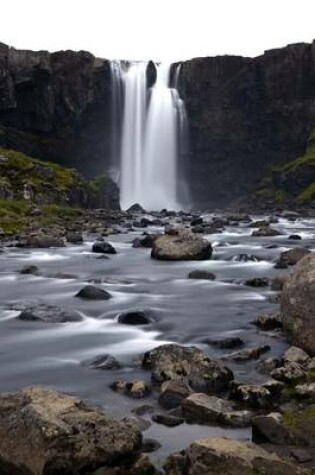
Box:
[273,127,315,174]
[283,405,315,430]
[255,187,286,203]
[298,181,315,203]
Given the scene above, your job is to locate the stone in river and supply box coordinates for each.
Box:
[117,310,157,325]
[18,303,82,323]
[92,240,117,254]
[75,285,112,300]
[151,229,212,261]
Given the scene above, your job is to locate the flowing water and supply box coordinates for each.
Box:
[1,216,314,461]
[118,62,187,211]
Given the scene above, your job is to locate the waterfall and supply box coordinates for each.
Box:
[112,61,187,211]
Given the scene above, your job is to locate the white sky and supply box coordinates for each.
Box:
[2,0,315,62]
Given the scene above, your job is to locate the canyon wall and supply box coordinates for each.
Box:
[0,41,315,208]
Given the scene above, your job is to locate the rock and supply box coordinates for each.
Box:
[117,310,156,325]
[141,438,161,453]
[132,405,155,417]
[281,252,315,355]
[25,234,64,248]
[92,241,117,254]
[127,203,145,213]
[142,344,233,393]
[252,226,283,237]
[223,345,270,361]
[132,234,159,248]
[205,336,244,350]
[111,380,151,399]
[84,354,121,370]
[245,277,270,287]
[229,384,272,409]
[18,304,82,323]
[152,414,184,427]
[191,224,205,233]
[158,381,193,409]
[231,254,261,262]
[187,270,216,280]
[275,247,311,268]
[289,234,302,240]
[291,448,312,463]
[75,285,112,300]
[54,272,77,279]
[283,346,310,365]
[295,383,315,398]
[256,358,280,375]
[271,362,306,383]
[271,276,286,291]
[0,387,142,474]
[252,412,294,444]
[19,265,39,275]
[253,312,282,330]
[163,437,299,475]
[190,217,203,226]
[262,379,285,396]
[151,231,212,261]
[66,232,83,243]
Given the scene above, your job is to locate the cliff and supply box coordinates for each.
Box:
[0,41,315,208]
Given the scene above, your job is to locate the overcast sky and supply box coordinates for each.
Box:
[2,0,315,61]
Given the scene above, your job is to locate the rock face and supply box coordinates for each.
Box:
[281,253,315,355]
[142,344,233,393]
[1,42,315,207]
[164,437,300,475]
[0,387,143,475]
[151,231,212,261]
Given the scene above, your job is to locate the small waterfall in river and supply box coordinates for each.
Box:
[111,61,188,211]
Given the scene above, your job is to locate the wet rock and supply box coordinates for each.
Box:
[18,304,82,323]
[92,240,117,254]
[249,219,270,228]
[281,253,315,355]
[271,362,306,383]
[132,405,155,417]
[256,358,280,375]
[291,448,312,463]
[230,384,272,409]
[111,380,151,399]
[271,276,286,291]
[187,269,216,280]
[190,217,203,226]
[132,234,159,248]
[275,247,311,268]
[295,383,315,398]
[163,437,299,475]
[75,285,112,300]
[245,277,270,287]
[151,231,212,261]
[54,272,77,279]
[85,354,121,370]
[205,336,245,350]
[191,224,205,233]
[117,310,157,325]
[158,380,192,409]
[231,254,261,262]
[127,203,145,213]
[0,387,142,475]
[25,234,64,248]
[223,345,270,361]
[152,414,184,427]
[142,344,233,393]
[262,379,285,396]
[253,312,282,330]
[66,232,83,243]
[19,265,39,275]
[252,225,283,237]
[283,346,310,365]
[141,438,161,453]
[289,234,302,240]
[252,412,294,444]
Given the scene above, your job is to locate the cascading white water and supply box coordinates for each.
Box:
[120,62,147,209]
[117,61,187,211]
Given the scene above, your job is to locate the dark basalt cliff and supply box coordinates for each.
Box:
[0,41,315,208]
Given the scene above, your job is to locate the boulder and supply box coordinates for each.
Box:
[244,277,269,287]
[205,336,244,350]
[75,285,112,300]
[271,362,306,383]
[252,412,295,445]
[163,437,299,475]
[188,270,216,280]
[84,354,121,370]
[0,387,143,475]
[271,276,286,291]
[158,380,192,409]
[25,234,64,248]
[127,203,145,213]
[252,226,283,237]
[92,241,117,254]
[295,382,315,398]
[231,254,261,262]
[252,312,282,330]
[142,344,233,393]
[66,232,83,243]
[132,234,159,248]
[152,414,184,427]
[283,346,310,365]
[151,231,212,261]
[275,247,311,268]
[18,304,82,323]
[229,384,272,410]
[223,345,270,361]
[117,310,156,325]
[19,265,39,275]
[281,252,315,355]
[111,380,151,399]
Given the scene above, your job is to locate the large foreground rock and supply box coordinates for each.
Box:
[281,252,315,355]
[151,230,212,261]
[164,437,300,475]
[142,344,233,393]
[0,387,144,475]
